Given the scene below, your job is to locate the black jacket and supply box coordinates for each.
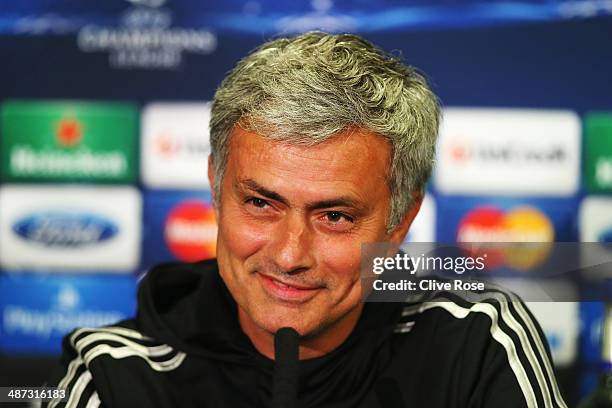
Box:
[44,259,567,407]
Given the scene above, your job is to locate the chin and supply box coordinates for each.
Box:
[253,304,320,337]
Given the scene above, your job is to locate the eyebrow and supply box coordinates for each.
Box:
[239,179,289,206]
[236,178,367,212]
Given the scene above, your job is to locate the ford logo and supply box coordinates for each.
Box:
[13,212,118,248]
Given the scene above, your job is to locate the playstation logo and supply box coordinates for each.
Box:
[56,286,80,310]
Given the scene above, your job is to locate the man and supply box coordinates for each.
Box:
[44,32,566,407]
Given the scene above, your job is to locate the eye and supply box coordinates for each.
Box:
[320,211,355,232]
[324,211,354,224]
[246,197,270,209]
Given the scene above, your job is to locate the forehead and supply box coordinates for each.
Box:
[226,126,391,190]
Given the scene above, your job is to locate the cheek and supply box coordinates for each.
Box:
[316,236,362,288]
[317,214,390,286]
[217,204,269,260]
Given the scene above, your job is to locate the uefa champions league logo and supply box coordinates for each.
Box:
[77,0,216,70]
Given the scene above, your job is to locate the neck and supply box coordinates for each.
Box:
[238,304,364,360]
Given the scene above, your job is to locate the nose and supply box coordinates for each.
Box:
[268,212,315,274]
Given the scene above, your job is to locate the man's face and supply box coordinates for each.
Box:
[210,126,413,339]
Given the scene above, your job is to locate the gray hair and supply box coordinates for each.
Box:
[209,32,440,232]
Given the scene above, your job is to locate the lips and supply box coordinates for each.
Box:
[262,274,319,290]
[256,273,322,302]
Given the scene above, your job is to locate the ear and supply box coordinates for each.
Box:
[387,192,424,245]
[207,155,220,218]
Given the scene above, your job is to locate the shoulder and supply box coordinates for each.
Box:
[393,287,567,408]
[43,322,186,408]
[398,285,539,329]
[67,322,187,371]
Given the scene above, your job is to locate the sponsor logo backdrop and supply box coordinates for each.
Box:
[0,7,611,404]
[0,273,136,354]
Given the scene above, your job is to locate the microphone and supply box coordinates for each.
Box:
[272,327,299,408]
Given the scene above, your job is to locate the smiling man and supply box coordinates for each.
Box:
[45,32,567,408]
[215,126,406,360]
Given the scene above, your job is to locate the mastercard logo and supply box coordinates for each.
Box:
[164,200,217,262]
[457,206,555,271]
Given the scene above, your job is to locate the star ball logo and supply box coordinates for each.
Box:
[164,200,217,262]
[456,206,555,271]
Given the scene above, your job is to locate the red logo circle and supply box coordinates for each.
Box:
[56,118,83,148]
[164,200,217,262]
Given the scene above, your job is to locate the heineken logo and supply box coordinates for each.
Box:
[10,146,127,178]
[56,118,83,148]
[584,114,612,193]
[1,101,136,182]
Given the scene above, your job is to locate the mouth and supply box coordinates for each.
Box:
[256,272,323,303]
